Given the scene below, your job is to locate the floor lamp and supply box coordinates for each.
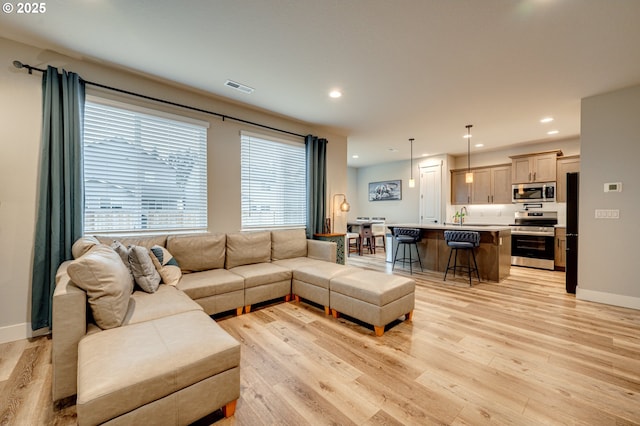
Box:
[332,193,350,233]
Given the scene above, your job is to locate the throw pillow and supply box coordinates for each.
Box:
[111,240,131,268]
[150,245,182,286]
[71,235,100,259]
[128,246,161,293]
[66,244,134,329]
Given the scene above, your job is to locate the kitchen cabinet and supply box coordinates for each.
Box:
[510,151,561,184]
[451,170,471,204]
[556,156,580,202]
[452,165,511,204]
[554,227,566,270]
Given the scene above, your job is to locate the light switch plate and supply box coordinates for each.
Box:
[595,209,620,219]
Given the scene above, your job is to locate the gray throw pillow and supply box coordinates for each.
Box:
[128,246,161,293]
[67,244,133,329]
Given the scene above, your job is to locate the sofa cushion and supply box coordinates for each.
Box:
[272,257,327,270]
[225,231,271,269]
[271,229,307,260]
[177,269,244,300]
[122,285,202,326]
[150,245,182,286]
[229,263,291,289]
[96,234,167,250]
[128,246,161,293]
[72,236,100,259]
[77,310,240,426]
[167,233,226,273]
[67,244,134,330]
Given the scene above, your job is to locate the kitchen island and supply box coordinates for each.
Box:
[387,224,512,282]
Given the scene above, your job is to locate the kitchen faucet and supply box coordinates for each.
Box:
[459,206,467,225]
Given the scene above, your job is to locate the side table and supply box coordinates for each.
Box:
[313,233,345,265]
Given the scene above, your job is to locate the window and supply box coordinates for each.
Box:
[83,98,208,234]
[241,132,306,229]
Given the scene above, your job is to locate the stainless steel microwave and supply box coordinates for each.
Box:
[512,182,556,203]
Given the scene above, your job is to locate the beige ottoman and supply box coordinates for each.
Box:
[329,271,415,336]
[292,263,362,314]
[77,310,241,425]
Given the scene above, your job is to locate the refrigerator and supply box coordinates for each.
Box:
[565,172,579,293]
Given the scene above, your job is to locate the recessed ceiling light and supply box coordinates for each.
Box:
[540,117,554,123]
[547,130,559,135]
[421,153,429,157]
[463,134,472,139]
[388,148,398,152]
[475,143,484,148]
[329,90,342,98]
[352,154,359,159]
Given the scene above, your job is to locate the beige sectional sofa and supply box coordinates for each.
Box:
[53,228,414,425]
[52,228,338,425]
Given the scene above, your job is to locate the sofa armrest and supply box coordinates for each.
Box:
[52,260,88,401]
[307,239,337,263]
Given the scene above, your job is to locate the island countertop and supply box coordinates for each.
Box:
[384,223,511,282]
[387,223,512,233]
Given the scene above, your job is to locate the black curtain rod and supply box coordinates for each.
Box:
[12,60,307,139]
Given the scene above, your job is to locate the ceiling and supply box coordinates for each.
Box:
[2,0,640,167]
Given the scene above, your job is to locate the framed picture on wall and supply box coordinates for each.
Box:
[368,179,402,201]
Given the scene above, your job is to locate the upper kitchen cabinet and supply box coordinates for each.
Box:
[510,150,562,184]
[556,155,580,203]
[451,169,471,204]
[451,165,511,204]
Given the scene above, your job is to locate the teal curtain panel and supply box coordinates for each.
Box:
[31,66,85,331]
[305,135,327,238]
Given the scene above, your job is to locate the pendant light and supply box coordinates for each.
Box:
[408,138,415,188]
[465,125,473,184]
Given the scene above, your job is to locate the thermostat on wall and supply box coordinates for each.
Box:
[604,182,622,192]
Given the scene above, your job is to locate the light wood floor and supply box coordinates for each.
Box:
[1,253,639,425]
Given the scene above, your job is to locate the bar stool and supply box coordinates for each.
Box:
[346,232,360,256]
[392,228,423,274]
[371,223,386,252]
[361,223,376,254]
[444,230,480,285]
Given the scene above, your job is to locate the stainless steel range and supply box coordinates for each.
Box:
[511,210,558,270]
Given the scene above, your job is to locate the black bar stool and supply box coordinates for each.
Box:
[444,230,480,285]
[392,228,423,274]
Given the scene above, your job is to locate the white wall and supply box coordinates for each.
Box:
[578,84,640,309]
[348,160,420,225]
[0,37,348,342]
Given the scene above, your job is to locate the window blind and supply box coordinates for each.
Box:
[241,132,306,229]
[83,100,208,234]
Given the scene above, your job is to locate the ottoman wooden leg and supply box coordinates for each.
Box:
[406,310,414,321]
[324,306,330,315]
[245,305,252,313]
[294,295,301,303]
[236,307,243,316]
[331,309,340,319]
[222,400,237,417]
[374,326,385,337]
[285,294,291,302]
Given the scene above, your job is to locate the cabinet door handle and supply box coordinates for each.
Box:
[534,172,537,181]
[488,195,490,203]
[529,172,532,181]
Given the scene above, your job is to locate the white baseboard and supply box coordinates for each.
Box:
[0,322,31,344]
[577,288,640,310]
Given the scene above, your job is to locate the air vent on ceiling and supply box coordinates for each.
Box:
[225,80,254,94]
